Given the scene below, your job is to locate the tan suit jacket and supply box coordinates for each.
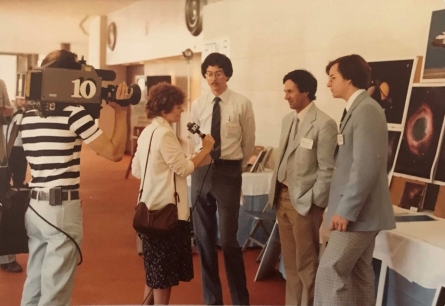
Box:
[268,104,337,216]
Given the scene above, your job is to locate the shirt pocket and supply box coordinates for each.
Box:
[225,121,241,138]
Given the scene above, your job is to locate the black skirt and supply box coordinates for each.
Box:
[141,220,194,289]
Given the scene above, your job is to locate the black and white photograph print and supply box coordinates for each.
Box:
[422,9,445,82]
[367,59,415,126]
[394,85,445,181]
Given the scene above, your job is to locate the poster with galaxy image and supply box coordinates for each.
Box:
[422,9,445,82]
[398,181,426,211]
[394,85,445,181]
[368,59,415,127]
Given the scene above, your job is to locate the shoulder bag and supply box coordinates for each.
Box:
[132,128,178,236]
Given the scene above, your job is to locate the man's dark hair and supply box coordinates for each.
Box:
[41,50,80,70]
[283,70,317,101]
[325,54,371,89]
[201,53,233,79]
[146,82,185,119]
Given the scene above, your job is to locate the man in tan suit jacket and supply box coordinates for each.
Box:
[268,70,337,305]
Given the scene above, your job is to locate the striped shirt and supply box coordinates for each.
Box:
[21,105,102,190]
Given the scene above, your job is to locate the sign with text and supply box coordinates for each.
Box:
[202,37,230,60]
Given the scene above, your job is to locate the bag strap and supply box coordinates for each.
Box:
[138,128,157,202]
[137,127,178,206]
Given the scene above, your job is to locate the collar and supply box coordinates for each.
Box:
[213,88,231,103]
[345,89,365,111]
[153,116,174,131]
[296,102,313,122]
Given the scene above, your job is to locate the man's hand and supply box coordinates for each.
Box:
[0,105,13,117]
[115,82,133,100]
[330,213,349,232]
[109,82,132,112]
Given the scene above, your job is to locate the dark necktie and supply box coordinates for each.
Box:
[335,109,347,156]
[340,108,347,126]
[211,97,221,159]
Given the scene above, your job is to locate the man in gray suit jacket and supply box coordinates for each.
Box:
[268,70,337,306]
[314,55,396,306]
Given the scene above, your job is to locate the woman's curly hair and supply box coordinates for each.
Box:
[145,82,185,119]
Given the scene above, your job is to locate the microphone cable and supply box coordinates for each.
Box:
[188,149,217,220]
[141,287,154,305]
[28,201,83,265]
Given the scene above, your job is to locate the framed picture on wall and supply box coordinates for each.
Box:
[393,84,445,182]
[422,9,445,82]
[367,59,416,128]
[398,181,426,212]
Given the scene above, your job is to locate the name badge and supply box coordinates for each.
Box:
[337,134,344,145]
[226,122,240,136]
[300,137,314,149]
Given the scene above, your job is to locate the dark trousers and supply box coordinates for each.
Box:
[191,160,249,305]
[9,147,26,187]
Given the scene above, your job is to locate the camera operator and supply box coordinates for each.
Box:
[20,49,131,306]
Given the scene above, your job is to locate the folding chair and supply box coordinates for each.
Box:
[242,206,276,262]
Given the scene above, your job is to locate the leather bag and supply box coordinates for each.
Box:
[0,186,30,256]
[132,128,178,235]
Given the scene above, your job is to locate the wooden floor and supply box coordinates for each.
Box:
[0,146,285,305]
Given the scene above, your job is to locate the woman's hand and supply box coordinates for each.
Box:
[201,135,215,154]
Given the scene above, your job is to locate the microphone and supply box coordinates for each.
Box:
[187,122,205,139]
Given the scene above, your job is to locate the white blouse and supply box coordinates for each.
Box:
[131,117,194,221]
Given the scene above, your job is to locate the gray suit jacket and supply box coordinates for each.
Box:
[268,104,337,216]
[326,91,396,231]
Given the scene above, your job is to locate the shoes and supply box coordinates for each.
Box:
[0,261,23,273]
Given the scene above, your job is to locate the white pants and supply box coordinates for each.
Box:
[21,197,83,306]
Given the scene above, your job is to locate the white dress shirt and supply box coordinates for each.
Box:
[190,88,256,166]
[281,102,313,185]
[346,89,365,111]
[131,117,194,221]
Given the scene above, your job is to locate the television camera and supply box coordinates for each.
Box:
[24,59,141,118]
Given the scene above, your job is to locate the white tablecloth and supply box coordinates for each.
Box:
[374,206,445,289]
[240,170,273,196]
[186,169,273,197]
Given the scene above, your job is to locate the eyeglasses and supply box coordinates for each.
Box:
[205,71,225,79]
[328,74,340,82]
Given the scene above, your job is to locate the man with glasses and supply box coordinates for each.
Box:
[314,54,395,306]
[190,52,255,305]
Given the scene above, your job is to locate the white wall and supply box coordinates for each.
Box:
[106,0,203,65]
[203,0,445,155]
[0,10,89,58]
[142,54,203,153]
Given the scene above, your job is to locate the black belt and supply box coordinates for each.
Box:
[30,190,80,201]
[213,159,242,166]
